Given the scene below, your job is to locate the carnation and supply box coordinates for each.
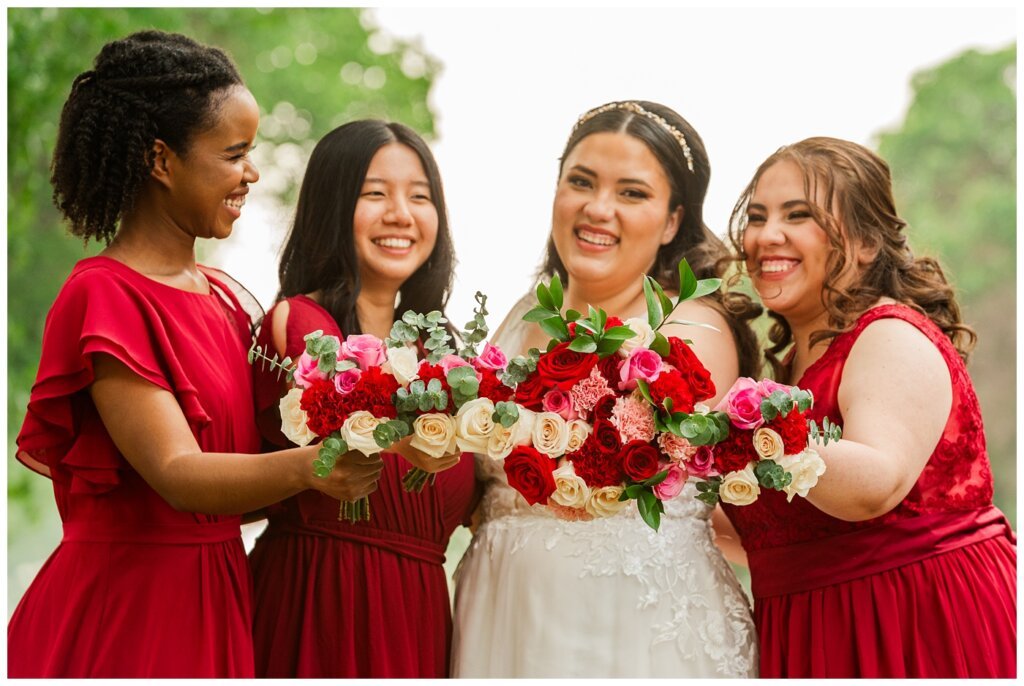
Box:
[610,396,656,444]
[477,368,514,404]
[711,427,756,475]
[648,371,697,414]
[567,435,626,488]
[658,432,698,463]
[768,409,810,455]
[569,365,614,419]
[300,379,348,436]
[665,337,716,403]
[338,367,399,420]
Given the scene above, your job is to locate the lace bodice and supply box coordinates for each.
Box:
[725,304,995,551]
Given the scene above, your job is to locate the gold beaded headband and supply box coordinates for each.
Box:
[572,101,695,173]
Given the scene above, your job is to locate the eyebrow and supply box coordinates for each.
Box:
[224,141,251,152]
[747,199,809,211]
[363,177,431,187]
[570,164,654,189]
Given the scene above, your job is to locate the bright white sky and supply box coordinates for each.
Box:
[216,6,1016,333]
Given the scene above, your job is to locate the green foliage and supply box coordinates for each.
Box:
[446,365,480,408]
[492,401,520,428]
[695,477,722,506]
[754,459,792,491]
[387,310,453,362]
[312,433,349,478]
[809,417,843,446]
[458,292,491,358]
[247,339,295,382]
[500,348,540,388]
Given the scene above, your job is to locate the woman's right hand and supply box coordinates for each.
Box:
[304,447,385,502]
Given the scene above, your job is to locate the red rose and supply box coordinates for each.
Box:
[503,445,557,505]
[711,428,756,474]
[596,355,622,388]
[648,371,697,414]
[536,342,598,391]
[478,368,514,404]
[768,409,809,455]
[666,336,716,402]
[512,369,548,411]
[592,394,618,422]
[591,417,622,455]
[621,440,661,482]
[568,436,626,488]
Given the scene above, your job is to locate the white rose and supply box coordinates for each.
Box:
[617,317,657,357]
[279,387,318,447]
[548,460,591,509]
[777,448,827,502]
[585,485,630,518]
[719,464,761,506]
[411,412,458,458]
[531,412,570,458]
[384,345,420,386]
[565,419,592,453]
[455,397,496,453]
[753,427,785,461]
[485,407,535,460]
[340,411,382,456]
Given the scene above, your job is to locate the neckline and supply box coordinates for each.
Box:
[83,255,217,297]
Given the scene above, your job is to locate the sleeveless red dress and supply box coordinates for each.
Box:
[9,256,262,677]
[248,295,479,678]
[724,304,1016,678]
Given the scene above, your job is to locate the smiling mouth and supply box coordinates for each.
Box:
[759,259,799,274]
[574,227,619,247]
[223,196,246,210]
[373,237,413,249]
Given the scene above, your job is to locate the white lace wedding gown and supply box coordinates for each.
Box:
[450,296,758,678]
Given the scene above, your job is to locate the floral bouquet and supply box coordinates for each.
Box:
[249,293,525,522]
[484,259,737,531]
[692,378,841,506]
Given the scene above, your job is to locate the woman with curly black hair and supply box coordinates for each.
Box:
[9,30,383,678]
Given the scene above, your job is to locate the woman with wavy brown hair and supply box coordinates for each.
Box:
[722,136,1016,678]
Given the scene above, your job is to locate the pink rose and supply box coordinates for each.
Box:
[715,377,765,430]
[473,343,508,373]
[653,462,689,501]
[542,389,578,421]
[340,334,387,371]
[686,445,718,478]
[618,348,663,391]
[333,367,362,395]
[293,351,327,389]
[757,378,792,398]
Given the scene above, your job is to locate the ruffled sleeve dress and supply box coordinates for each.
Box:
[248,294,480,678]
[8,256,262,677]
[723,304,1016,677]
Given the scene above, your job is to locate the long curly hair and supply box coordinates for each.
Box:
[540,100,763,377]
[728,136,976,379]
[51,30,243,243]
[276,120,456,337]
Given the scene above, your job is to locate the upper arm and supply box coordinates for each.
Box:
[271,299,291,359]
[89,352,201,497]
[837,318,952,486]
[660,298,740,407]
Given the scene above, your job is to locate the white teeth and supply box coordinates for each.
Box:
[576,229,618,246]
[374,237,412,249]
[760,260,798,273]
[223,196,245,210]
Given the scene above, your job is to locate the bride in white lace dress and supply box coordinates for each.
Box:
[451,101,760,678]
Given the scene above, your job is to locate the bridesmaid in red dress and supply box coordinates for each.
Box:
[8,31,383,678]
[723,137,1016,677]
[249,119,478,678]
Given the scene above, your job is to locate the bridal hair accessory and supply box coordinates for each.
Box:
[573,101,695,173]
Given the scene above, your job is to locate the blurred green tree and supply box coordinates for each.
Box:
[875,44,1016,524]
[7,7,440,609]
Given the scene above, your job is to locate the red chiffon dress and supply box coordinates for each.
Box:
[8,256,262,678]
[724,304,1016,677]
[249,294,479,678]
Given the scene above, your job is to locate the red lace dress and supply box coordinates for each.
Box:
[248,295,479,678]
[724,304,1016,678]
[8,257,261,677]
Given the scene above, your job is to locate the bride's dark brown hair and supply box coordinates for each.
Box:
[728,136,976,379]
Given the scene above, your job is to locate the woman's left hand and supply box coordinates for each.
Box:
[391,434,462,474]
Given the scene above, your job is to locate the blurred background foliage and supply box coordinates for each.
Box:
[6,7,1015,612]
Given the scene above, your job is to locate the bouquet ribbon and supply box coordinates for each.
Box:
[748,505,1014,598]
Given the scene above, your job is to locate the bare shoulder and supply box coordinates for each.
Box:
[661,297,735,348]
[270,299,291,359]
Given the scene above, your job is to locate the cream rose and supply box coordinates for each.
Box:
[719,464,761,506]
[531,412,570,458]
[778,448,827,502]
[753,427,785,461]
[411,412,458,458]
[585,485,630,518]
[383,345,420,386]
[485,407,535,460]
[279,387,317,447]
[455,397,496,453]
[548,461,591,510]
[340,411,382,456]
[618,317,656,357]
[565,419,592,453]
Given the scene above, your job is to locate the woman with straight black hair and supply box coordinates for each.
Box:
[249,119,477,678]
